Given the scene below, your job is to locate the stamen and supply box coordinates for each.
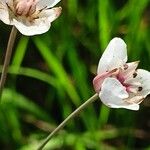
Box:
[6,3,13,12]
[133,72,137,78]
[138,86,143,91]
[126,87,137,93]
[39,6,48,12]
[124,64,128,70]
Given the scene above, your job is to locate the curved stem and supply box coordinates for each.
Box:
[0,26,17,100]
[37,93,99,150]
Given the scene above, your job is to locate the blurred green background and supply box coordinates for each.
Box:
[0,0,150,149]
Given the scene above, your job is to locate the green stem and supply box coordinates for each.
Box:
[0,26,17,100]
[37,93,99,150]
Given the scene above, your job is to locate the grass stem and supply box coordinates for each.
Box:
[37,93,99,150]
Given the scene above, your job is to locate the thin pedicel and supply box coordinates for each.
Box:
[0,26,17,100]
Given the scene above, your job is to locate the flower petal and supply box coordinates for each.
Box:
[135,69,150,97]
[37,0,60,9]
[12,7,61,36]
[99,77,140,110]
[97,37,127,74]
[99,77,129,106]
[0,2,11,24]
[39,7,61,22]
[108,103,139,110]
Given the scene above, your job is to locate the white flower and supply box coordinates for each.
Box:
[0,0,62,36]
[93,37,150,110]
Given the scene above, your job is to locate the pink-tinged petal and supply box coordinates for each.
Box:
[12,7,61,36]
[37,0,60,9]
[135,69,150,97]
[93,68,118,93]
[97,38,127,74]
[99,78,129,107]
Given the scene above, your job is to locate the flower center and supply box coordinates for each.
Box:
[116,64,142,94]
[14,0,37,16]
[93,62,142,94]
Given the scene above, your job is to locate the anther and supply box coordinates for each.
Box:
[133,72,137,78]
[124,64,128,70]
[138,86,143,91]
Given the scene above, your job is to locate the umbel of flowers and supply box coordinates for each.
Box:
[0,0,61,36]
[93,38,150,110]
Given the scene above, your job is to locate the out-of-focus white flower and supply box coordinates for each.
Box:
[0,0,62,36]
[93,37,150,110]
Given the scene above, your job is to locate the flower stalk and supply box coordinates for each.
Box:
[0,26,17,100]
[37,93,99,150]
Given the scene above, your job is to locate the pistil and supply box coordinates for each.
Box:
[14,0,37,16]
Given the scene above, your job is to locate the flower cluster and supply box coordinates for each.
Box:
[93,38,150,110]
[0,0,61,35]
